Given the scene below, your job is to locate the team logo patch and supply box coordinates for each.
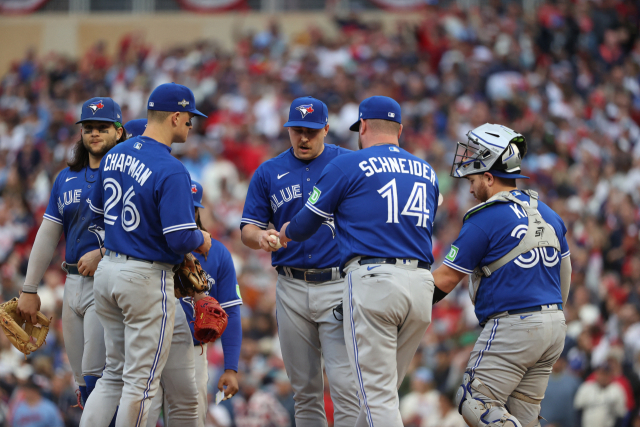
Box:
[178,99,190,108]
[296,104,314,118]
[88,101,104,114]
[309,187,321,204]
[388,112,395,117]
[446,245,459,262]
[133,142,142,150]
[236,284,242,299]
[389,146,399,152]
[191,184,198,194]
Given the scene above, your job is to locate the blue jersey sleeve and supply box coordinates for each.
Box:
[286,163,346,241]
[220,304,241,372]
[44,173,63,225]
[559,221,570,259]
[216,248,242,309]
[157,173,197,235]
[442,221,490,274]
[241,168,270,230]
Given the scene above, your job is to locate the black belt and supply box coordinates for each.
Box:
[105,249,153,264]
[359,257,431,270]
[507,304,563,316]
[277,266,336,283]
[62,262,80,275]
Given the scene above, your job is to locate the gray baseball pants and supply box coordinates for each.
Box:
[466,305,566,427]
[343,259,434,427]
[146,301,198,427]
[80,252,176,427]
[276,272,360,427]
[62,273,106,387]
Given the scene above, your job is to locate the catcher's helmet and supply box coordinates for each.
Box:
[451,123,529,179]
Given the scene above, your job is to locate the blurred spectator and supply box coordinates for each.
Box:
[10,376,64,427]
[575,362,627,427]
[233,373,290,427]
[540,353,581,427]
[399,367,440,427]
[438,392,466,427]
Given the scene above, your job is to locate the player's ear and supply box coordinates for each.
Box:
[484,172,494,186]
[397,124,403,139]
[115,125,124,140]
[171,112,180,127]
[324,124,329,137]
[359,119,366,136]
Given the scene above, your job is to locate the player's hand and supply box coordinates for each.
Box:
[77,248,103,276]
[259,229,283,252]
[196,230,212,260]
[218,370,239,399]
[279,222,292,246]
[16,292,41,325]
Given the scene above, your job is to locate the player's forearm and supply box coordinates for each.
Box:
[240,224,264,250]
[220,305,241,372]
[23,220,63,293]
[285,208,325,242]
[432,264,465,294]
[165,228,204,255]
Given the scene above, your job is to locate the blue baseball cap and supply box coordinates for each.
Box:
[488,170,530,180]
[191,180,204,208]
[147,83,207,118]
[350,96,402,131]
[124,119,147,138]
[283,96,328,129]
[76,97,123,125]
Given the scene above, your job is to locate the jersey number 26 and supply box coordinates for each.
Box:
[103,178,141,232]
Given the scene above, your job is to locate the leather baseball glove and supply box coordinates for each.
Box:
[193,296,228,343]
[174,253,209,298]
[0,298,50,356]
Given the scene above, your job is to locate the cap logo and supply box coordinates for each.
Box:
[191,184,198,194]
[178,99,190,108]
[149,102,154,107]
[388,112,395,117]
[88,101,104,114]
[296,104,314,119]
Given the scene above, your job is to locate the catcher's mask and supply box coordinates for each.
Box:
[451,123,528,179]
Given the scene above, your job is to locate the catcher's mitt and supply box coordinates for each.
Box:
[174,253,209,298]
[0,298,50,356]
[193,296,228,343]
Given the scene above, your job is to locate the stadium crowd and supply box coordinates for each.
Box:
[1,0,640,425]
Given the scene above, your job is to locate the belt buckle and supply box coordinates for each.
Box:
[61,261,69,274]
[304,270,314,282]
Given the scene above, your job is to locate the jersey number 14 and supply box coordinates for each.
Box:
[378,179,431,227]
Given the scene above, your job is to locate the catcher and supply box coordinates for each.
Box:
[0,298,49,357]
[145,180,241,427]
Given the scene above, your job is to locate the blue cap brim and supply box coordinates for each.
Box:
[191,109,207,118]
[283,121,326,129]
[488,170,530,179]
[349,120,361,132]
[76,117,120,125]
[193,201,204,208]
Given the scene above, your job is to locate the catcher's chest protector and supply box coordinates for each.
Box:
[468,190,561,305]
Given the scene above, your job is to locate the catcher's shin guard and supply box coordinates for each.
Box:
[455,373,522,427]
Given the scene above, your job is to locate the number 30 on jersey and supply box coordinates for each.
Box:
[378,178,431,227]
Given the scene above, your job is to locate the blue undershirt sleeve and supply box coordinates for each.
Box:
[165,228,204,255]
[285,206,326,242]
[220,304,241,372]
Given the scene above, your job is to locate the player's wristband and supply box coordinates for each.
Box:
[432,285,449,304]
[22,283,39,294]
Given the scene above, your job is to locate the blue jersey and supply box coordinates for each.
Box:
[180,240,242,346]
[44,167,103,264]
[241,144,350,269]
[443,190,570,325]
[88,136,197,265]
[289,144,439,270]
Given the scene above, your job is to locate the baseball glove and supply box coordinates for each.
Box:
[0,298,50,356]
[174,253,209,298]
[193,296,228,343]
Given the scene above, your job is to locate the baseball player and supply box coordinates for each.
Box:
[280,96,440,427]
[80,83,212,427]
[430,123,571,427]
[240,97,359,427]
[17,97,126,406]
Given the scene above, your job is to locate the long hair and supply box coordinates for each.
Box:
[68,125,127,172]
[195,207,208,234]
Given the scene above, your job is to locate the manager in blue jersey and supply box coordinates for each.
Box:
[281,96,440,427]
[431,124,571,427]
[17,97,126,407]
[80,83,212,427]
[240,97,360,427]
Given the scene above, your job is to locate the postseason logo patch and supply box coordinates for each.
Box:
[445,245,459,262]
[309,187,321,204]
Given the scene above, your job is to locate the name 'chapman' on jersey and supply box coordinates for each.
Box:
[102,152,153,186]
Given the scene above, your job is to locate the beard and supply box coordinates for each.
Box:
[475,181,490,202]
[83,135,117,158]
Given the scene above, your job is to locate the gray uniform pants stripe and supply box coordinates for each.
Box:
[146,302,198,427]
[62,274,106,386]
[276,275,360,427]
[343,261,434,427]
[80,255,176,427]
[466,307,566,427]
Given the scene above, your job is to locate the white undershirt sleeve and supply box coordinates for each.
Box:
[23,219,64,293]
